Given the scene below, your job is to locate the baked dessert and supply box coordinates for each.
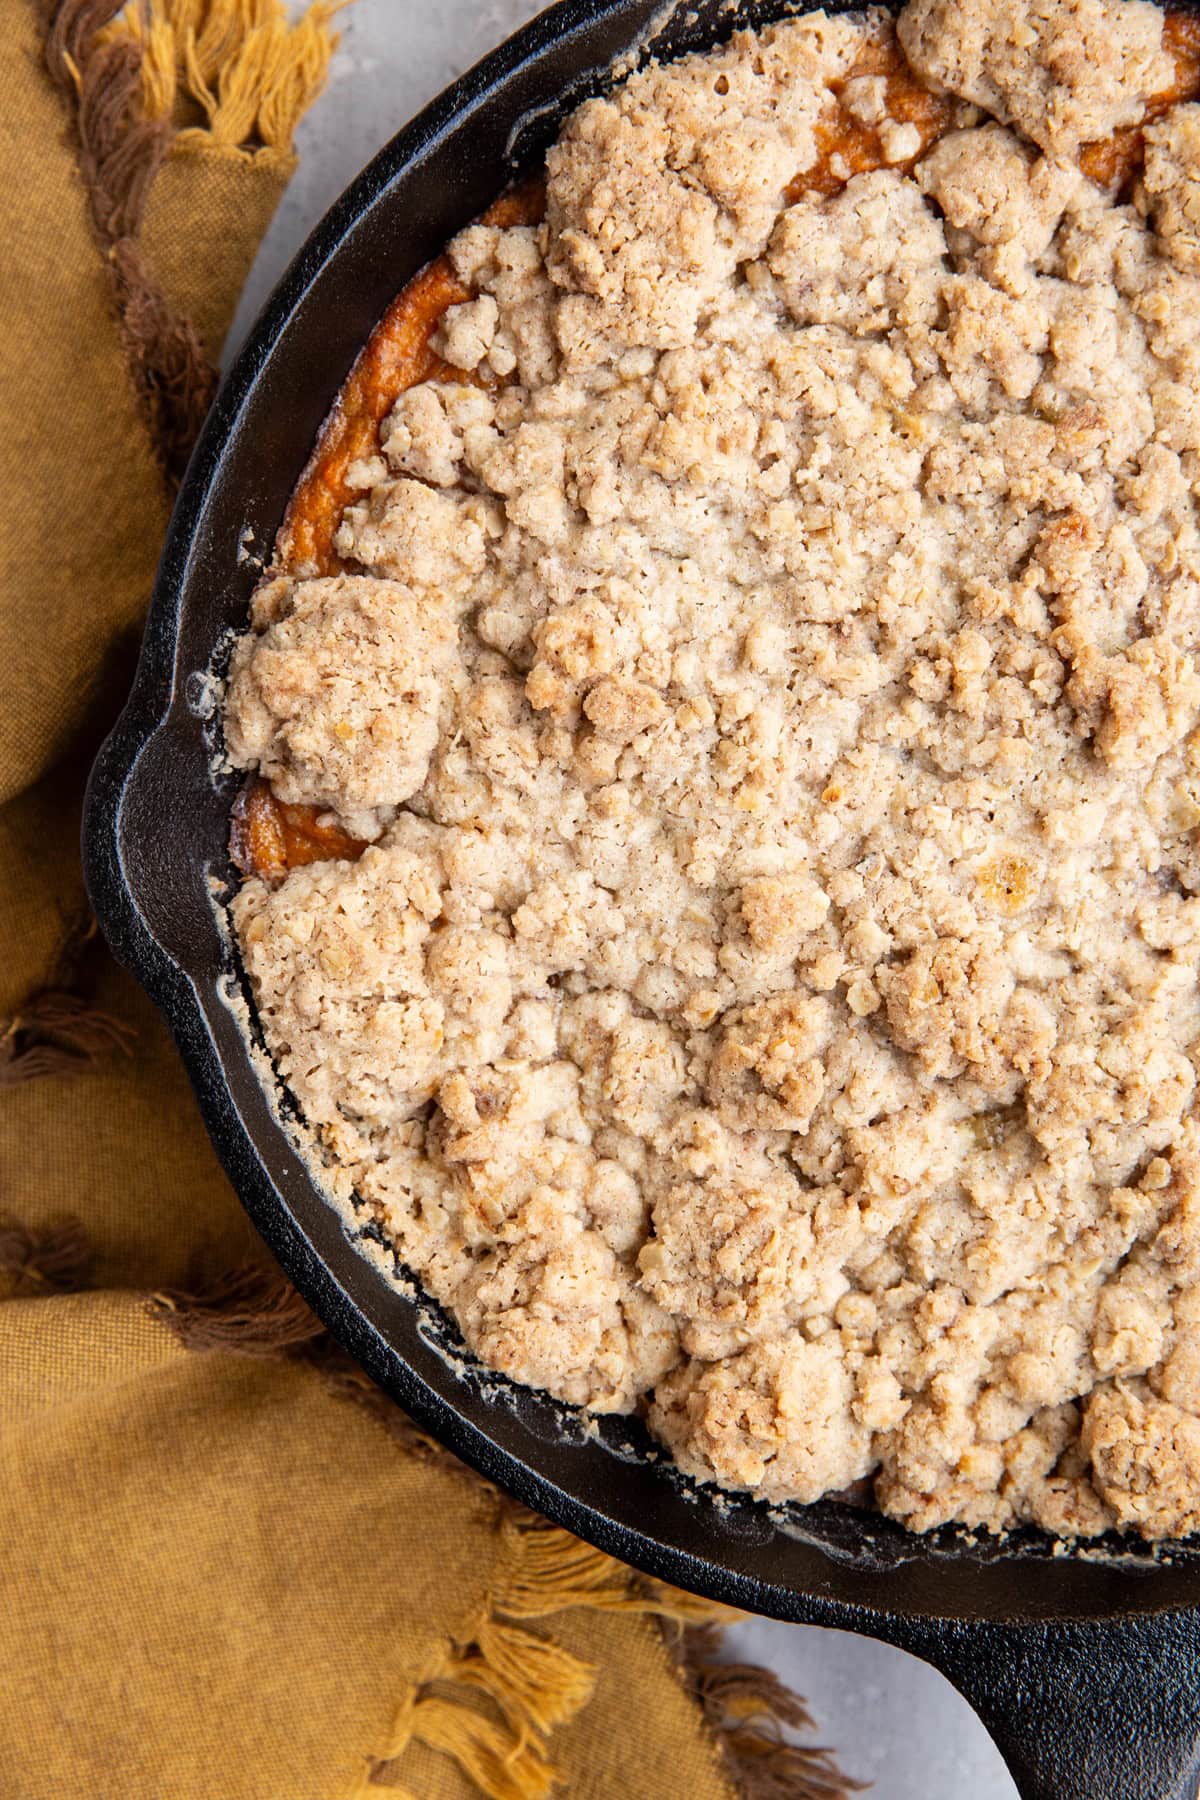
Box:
[223,0,1200,1541]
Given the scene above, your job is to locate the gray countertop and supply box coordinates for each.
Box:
[229,7,1019,1792]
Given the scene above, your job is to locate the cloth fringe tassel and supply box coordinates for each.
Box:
[38,0,216,478]
[0,988,134,1086]
[153,1266,456,1464]
[37,0,341,483]
[152,1263,325,1352]
[101,0,344,154]
[0,919,135,1089]
[679,1624,865,1800]
[347,1515,734,1799]
[0,1215,94,1297]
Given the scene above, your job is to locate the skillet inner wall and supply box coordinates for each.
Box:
[116,0,1200,1623]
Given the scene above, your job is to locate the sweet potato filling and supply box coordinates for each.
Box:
[278,178,546,581]
[793,29,959,199]
[1079,8,1200,187]
[230,780,365,881]
[233,11,1200,885]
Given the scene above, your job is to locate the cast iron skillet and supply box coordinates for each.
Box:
[83,1,1200,1793]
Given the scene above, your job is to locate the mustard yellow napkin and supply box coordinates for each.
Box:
[0,4,855,1795]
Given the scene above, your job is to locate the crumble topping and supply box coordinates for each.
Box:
[225,574,465,839]
[898,0,1174,155]
[227,0,1200,1539]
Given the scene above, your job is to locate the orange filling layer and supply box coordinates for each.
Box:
[1079,9,1200,189]
[230,781,365,881]
[792,32,958,201]
[279,178,546,580]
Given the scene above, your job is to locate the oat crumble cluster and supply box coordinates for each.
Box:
[226,0,1200,1539]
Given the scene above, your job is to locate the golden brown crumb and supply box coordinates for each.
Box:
[228,0,1200,1539]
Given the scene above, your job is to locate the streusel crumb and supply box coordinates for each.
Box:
[228,0,1200,1539]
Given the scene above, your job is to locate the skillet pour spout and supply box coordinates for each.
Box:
[82,0,1200,1792]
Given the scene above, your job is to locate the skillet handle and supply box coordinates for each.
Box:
[888,1609,1200,1800]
